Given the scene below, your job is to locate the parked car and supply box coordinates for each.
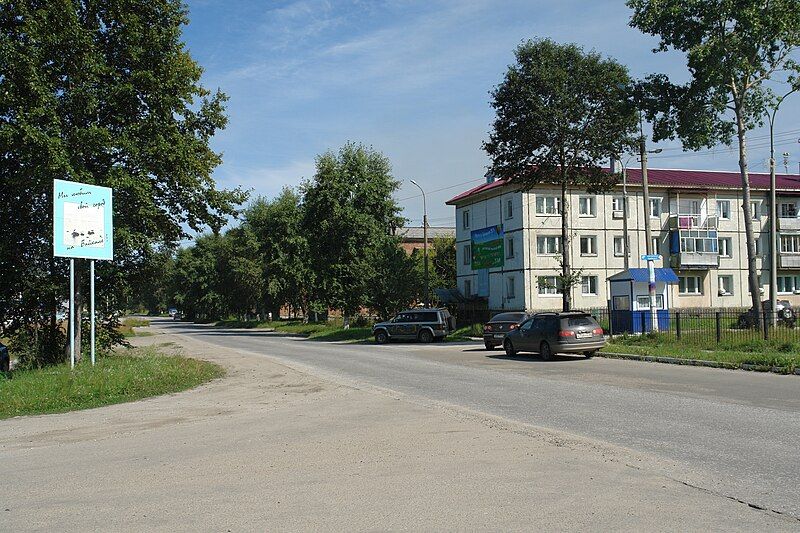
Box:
[736,299,796,329]
[172,311,183,321]
[482,312,531,350]
[168,307,178,317]
[502,311,605,360]
[373,308,455,344]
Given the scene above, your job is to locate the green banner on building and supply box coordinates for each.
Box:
[471,225,504,270]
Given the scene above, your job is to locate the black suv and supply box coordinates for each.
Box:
[373,308,455,344]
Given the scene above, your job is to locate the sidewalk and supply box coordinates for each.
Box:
[1,330,794,531]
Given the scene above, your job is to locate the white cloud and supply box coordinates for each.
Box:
[215,159,316,201]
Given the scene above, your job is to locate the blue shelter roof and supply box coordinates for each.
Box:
[608,268,679,284]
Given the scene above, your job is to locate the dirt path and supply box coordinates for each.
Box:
[1,330,795,531]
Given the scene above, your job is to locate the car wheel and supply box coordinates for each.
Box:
[484,341,496,350]
[584,350,597,358]
[374,330,389,344]
[539,341,553,361]
[504,339,516,357]
[418,329,434,343]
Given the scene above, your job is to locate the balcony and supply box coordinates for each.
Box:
[670,252,720,270]
[668,213,718,230]
[779,254,800,269]
[777,217,800,232]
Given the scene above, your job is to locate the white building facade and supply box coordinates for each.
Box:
[446,168,800,311]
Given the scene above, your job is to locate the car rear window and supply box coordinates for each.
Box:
[564,316,596,327]
[490,313,526,323]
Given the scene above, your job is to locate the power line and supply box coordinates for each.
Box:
[396,177,485,202]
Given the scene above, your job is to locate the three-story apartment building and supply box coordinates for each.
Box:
[446,168,800,311]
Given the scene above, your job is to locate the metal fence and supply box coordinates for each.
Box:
[453,306,800,345]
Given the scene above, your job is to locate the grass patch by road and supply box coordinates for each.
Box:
[605,333,800,372]
[118,317,153,338]
[216,319,373,341]
[0,347,223,420]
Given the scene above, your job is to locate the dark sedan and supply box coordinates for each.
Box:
[503,311,605,360]
[482,312,530,350]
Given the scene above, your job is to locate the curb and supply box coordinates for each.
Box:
[598,351,795,375]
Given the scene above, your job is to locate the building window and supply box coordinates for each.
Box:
[506,277,516,299]
[579,196,596,217]
[536,236,561,255]
[504,199,514,219]
[778,275,800,294]
[751,201,761,220]
[781,234,800,254]
[718,275,734,295]
[681,237,718,253]
[717,200,731,220]
[612,196,626,216]
[780,202,797,218]
[506,236,515,259]
[613,236,629,256]
[651,236,660,255]
[637,294,664,309]
[649,198,662,218]
[464,279,472,297]
[679,275,703,295]
[463,245,471,265]
[537,276,562,295]
[718,237,733,258]
[535,195,561,215]
[755,236,763,256]
[581,276,598,295]
[462,210,470,229]
[580,236,597,255]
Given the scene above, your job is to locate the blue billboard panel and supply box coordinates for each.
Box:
[53,179,113,260]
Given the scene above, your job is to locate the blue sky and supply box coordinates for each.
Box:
[183,0,800,227]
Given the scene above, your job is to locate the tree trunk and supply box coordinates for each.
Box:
[72,259,85,363]
[343,314,350,330]
[561,180,571,312]
[736,110,764,330]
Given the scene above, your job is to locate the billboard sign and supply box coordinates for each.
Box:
[53,179,113,260]
[471,225,504,270]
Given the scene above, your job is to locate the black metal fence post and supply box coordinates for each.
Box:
[715,312,721,343]
[641,312,647,334]
[676,311,681,340]
[764,311,769,341]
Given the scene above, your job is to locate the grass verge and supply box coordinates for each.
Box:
[118,317,153,338]
[604,332,800,372]
[0,347,223,420]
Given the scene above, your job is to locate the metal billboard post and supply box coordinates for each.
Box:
[70,258,75,369]
[90,260,95,365]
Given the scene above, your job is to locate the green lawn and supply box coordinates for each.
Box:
[604,332,800,372]
[0,347,223,419]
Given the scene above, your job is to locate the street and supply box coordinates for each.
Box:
[166,319,800,518]
[2,318,800,531]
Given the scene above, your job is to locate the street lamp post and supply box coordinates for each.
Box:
[767,88,797,328]
[409,180,429,308]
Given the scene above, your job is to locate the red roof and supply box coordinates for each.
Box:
[446,168,800,205]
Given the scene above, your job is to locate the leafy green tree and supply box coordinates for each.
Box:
[484,39,638,311]
[244,189,310,320]
[366,237,422,320]
[302,143,404,327]
[218,226,264,320]
[0,0,245,363]
[430,236,456,290]
[627,0,800,323]
[170,235,226,322]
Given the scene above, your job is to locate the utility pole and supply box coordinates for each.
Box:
[410,180,429,308]
[640,132,658,332]
[622,166,630,271]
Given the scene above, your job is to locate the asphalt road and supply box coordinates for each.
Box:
[161,318,800,521]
